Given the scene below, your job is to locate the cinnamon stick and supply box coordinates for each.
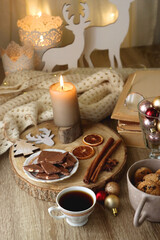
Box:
[83,137,114,184]
[90,139,122,183]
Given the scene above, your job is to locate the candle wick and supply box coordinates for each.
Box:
[61,85,64,90]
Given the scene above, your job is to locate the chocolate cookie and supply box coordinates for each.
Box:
[137,180,160,195]
[134,167,152,185]
[143,173,160,186]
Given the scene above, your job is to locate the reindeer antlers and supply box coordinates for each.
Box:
[26,128,55,147]
[62,2,90,26]
[80,2,90,23]
[62,4,74,25]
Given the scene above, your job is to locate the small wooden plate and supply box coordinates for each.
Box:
[9,121,127,202]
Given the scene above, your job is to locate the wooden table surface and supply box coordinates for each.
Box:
[1,45,160,240]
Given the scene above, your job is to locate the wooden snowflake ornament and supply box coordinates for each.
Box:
[13,139,40,157]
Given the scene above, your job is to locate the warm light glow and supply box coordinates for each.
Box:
[104,10,117,24]
[25,0,50,16]
[11,56,19,61]
[37,11,42,17]
[40,35,44,42]
[39,35,45,46]
[110,12,116,21]
[31,11,42,16]
[102,5,118,25]
[60,75,64,90]
[43,4,51,15]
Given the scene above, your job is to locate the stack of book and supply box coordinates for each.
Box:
[111,70,160,148]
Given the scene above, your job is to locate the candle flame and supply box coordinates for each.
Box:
[40,35,44,42]
[60,75,64,90]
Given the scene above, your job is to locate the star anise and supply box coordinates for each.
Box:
[103,158,119,172]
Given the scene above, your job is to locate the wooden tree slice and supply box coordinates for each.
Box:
[9,121,127,202]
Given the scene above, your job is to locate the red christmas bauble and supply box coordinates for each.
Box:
[96,191,107,203]
[145,108,159,119]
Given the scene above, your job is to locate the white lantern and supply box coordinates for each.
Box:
[0,41,34,76]
[17,13,63,70]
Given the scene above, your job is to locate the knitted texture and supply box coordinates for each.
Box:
[0,68,135,155]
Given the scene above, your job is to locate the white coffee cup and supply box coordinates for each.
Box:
[48,186,96,227]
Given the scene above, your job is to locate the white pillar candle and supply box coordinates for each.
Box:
[49,76,80,127]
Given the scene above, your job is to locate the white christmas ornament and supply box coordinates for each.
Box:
[82,0,133,68]
[26,128,55,146]
[42,2,90,71]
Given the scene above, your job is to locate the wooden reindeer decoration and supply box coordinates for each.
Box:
[26,128,55,147]
[42,2,90,71]
[81,0,133,68]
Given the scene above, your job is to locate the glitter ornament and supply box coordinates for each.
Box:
[148,131,160,145]
[143,117,157,129]
[104,194,120,216]
[105,182,120,196]
[150,127,157,134]
[145,108,159,119]
[157,122,160,132]
[138,97,160,159]
[96,191,107,203]
[152,96,160,111]
[139,100,152,114]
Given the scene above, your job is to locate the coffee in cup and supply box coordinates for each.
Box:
[48,186,96,227]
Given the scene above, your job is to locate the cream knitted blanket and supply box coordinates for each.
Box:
[0,68,135,155]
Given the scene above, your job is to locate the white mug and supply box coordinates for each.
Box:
[48,186,96,227]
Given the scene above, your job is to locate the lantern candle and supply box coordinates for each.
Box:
[49,76,81,127]
[17,12,63,70]
[0,41,34,76]
[17,12,63,48]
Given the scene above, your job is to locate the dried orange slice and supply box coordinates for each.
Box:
[72,145,95,160]
[83,134,103,146]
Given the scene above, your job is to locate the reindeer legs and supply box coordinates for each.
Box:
[115,49,122,68]
[108,49,115,68]
[84,50,94,67]
[43,63,54,72]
